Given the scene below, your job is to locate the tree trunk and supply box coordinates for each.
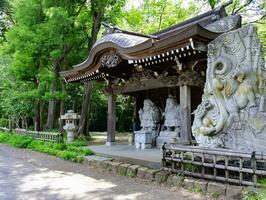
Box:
[45,80,57,130]
[40,101,44,130]
[77,81,92,137]
[34,100,41,131]
[77,1,103,137]
[59,80,65,132]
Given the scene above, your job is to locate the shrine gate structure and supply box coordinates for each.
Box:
[61,5,240,146]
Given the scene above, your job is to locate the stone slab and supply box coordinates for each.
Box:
[207,182,226,197]
[193,179,208,192]
[154,170,170,184]
[84,155,112,162]
[118,164,132,176]
[107,161,123,174]
[89,144,161,169]
[144,169,160,181]
[136,167,149,179]
[166,174,184,187]
[225,185,243,200]
[127,165,141,177]
[84,155,113,169]
[183,178,195,189]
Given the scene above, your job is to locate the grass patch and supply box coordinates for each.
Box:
[243,180,266,200]
[211,191,220,198]
[0,132,93,163]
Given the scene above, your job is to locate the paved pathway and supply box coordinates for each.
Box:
[0,144,212,200]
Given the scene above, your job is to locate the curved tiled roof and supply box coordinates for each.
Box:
[93,33,149,49]
[60,6,242,83]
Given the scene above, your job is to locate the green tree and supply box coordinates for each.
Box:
[116,0,198,34]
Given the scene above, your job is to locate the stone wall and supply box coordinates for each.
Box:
[84,156,248,200]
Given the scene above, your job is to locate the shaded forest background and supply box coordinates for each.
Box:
[0,0,265,138]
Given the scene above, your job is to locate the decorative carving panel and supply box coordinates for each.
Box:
[192,25,266,152]
[101,53,122,68]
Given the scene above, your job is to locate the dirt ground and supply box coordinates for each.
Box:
[0,144,217,200]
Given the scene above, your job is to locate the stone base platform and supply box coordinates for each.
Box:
[156,131,180,148]
[86,144,161,169]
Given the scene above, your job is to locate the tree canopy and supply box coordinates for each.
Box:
[0,0,265,135]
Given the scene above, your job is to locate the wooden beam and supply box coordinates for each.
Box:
[106,84,116,146]
[180,84,192,143]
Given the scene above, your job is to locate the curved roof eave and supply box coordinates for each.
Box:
[60,13,242,81]
[60,33,153,77]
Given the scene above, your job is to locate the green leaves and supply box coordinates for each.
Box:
[116,0,199,34]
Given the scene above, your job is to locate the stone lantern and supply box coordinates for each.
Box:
[60,110,80,143]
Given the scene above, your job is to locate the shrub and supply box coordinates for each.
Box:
[56,151,82,162]
[0,132,93,163]
[71,138,88,147]
[0,118,9,127]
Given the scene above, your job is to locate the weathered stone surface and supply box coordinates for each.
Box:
[166,174,184,187]
[183,178,195,189]
[138,99,161,131]
[145,169,160,181]
[61,110,80,143]
[157,95,181,147]
[99,160,111,170]
[107,161,123,174]
[117,164,132,176]
[225,185,243,200]
[135,99,161,149]
[136,167,149,179]
[127,165,141,177]
[84,159,101,168]
[154,170,170,184]
[193,179,208,192]
[192,24,266,152]
[207,182,226,196]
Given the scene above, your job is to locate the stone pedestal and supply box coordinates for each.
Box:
[156,131,180,148]
[134,131,153,149]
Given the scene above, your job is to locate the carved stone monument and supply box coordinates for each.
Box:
[61,110,80,143]
[192,25,266,152]
[157,95,181,147]
[134,99,160,149]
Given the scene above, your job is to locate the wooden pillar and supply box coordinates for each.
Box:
[180,84,192,143]
[106,87,116,146]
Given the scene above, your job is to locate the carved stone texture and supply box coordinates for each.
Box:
[138,99,161,131]
[135,99,161,149]
[164,95,181,131]
[101,52,122,68]
[177,70,205,87]
[192,24,266,152]
[157,95,181,147]
[60,110,80,143]
[204,15,241,33]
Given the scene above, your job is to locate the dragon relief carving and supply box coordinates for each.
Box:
[192,25,266,152]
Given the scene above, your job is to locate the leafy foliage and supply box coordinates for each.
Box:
[116,0,198,34]
[0,0,265,136]
[0,132,93,162]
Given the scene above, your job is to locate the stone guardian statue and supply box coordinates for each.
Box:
[156,95,181,147]
[134,99,161,149]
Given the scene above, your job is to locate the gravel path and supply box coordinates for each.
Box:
[0,144,213,200]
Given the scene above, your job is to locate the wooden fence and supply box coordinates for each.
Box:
[162,144,266,186]
[0,127,63,143]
